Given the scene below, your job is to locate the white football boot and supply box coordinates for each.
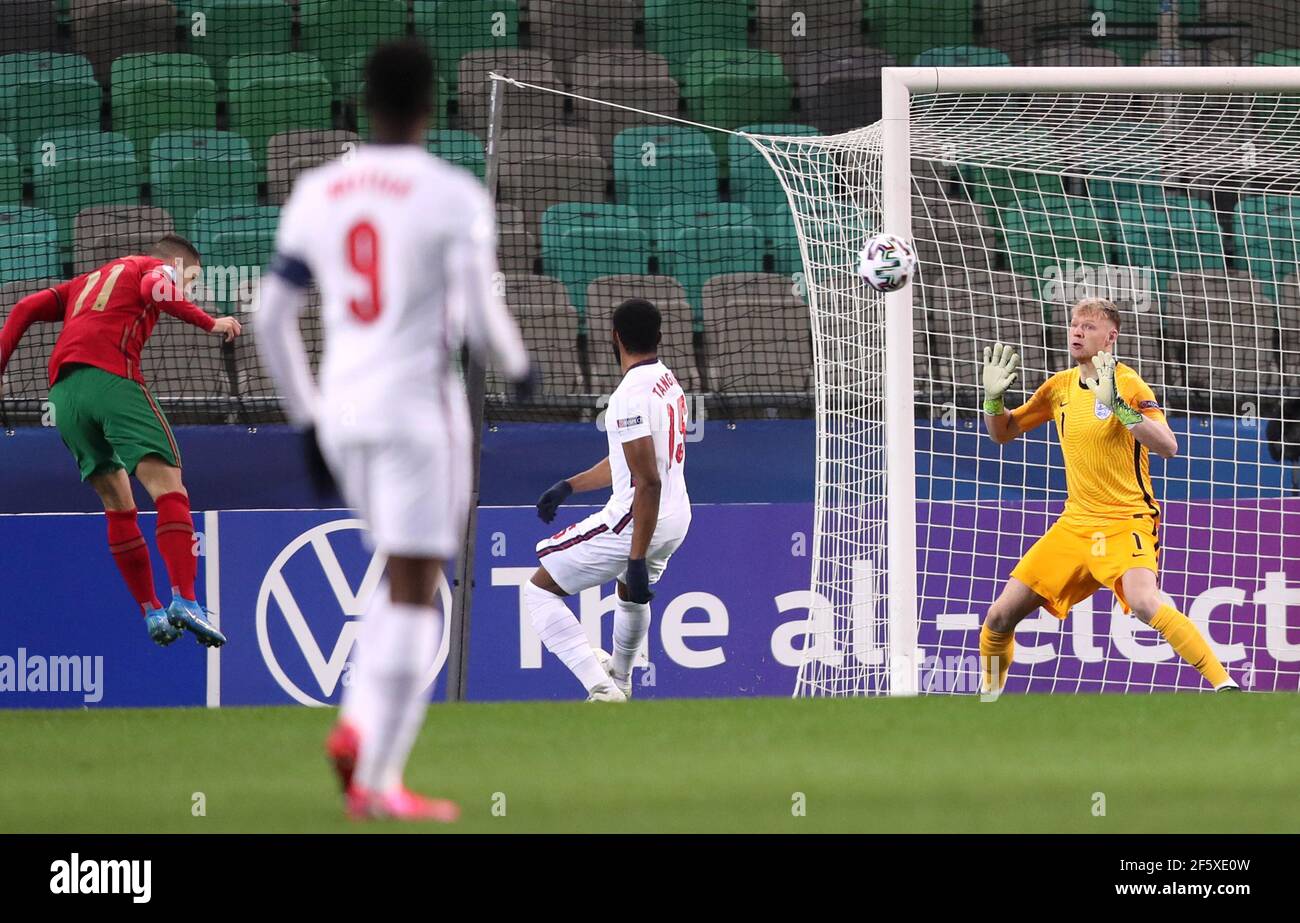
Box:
[593,648,633,700]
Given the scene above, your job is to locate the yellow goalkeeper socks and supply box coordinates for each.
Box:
[1149,604,1231,689]
[979,624,1014,694]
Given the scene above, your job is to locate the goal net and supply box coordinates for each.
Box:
[745,67,1300,696]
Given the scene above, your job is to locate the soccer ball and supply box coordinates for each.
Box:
[857,233,917,292]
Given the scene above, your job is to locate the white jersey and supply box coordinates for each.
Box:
[601,358,692,531]
[267,143,527,442]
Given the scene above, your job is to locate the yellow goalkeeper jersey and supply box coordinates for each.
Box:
[1010,362,1167,526]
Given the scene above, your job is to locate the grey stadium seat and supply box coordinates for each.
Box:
[1,1,60,56]
[570,52,679,155]
[494,273,580,394]
[790,48,895,135]
[700,272,811,395]
[457,51,565,133]
[754,0,863,58]
[71,0,179,85]
[141,318,230,412]
[74,205,174,273]
[497,125,608,231]
[266,130,359,205]
[586,274,699,394]
[527,0,639,82]
[0,278,62,403]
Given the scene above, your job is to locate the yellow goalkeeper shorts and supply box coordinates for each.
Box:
[1010,514,1160,618]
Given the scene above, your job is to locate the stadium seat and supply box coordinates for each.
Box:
[189,204,278,313]
[527,0,638,81]
[413,0,520,92]
[653,203,765,319]
[498,125,607,230]
[31,129,139,251]
[1000,195,1108,294]
[928,275,1049,395]
[110,54,217,163]
[70,0,179,84]
[266,130,359,205]
[0,135,19,206]
[73,204,174,272]
[569,51,679,154]
[753,0,864,58]
[183,0,293,92]
[225,54,333,173]
[613,125,718,212]
[0,53,101,157]
[232,301,324,411]
[680,51,793,134]
[586,274,699,392]
[1030,43,1126,68]
[1276,275,1300,394]
[1163,271,1262,394]
[1090,1,1203,65]
[149,130,257,237]
[491,272,580,393]
[140,318,231,414]
[789,47,896,134]
[728,124,820,215]
[1110,197,1226,278]
[645,0,749,78]
[540,203,649,314]
[979,0,1087,64]
[496,203,535,272]
[1232,195,1300,297]
[1250,50,1300,133]
[1205,1,1300,55]
[457,50,564,132]
[0,2,60,56]
[911,45,1013,67]
[0,277,62,402]
[0,207,61,283]
[426,129,485,180]
[700,272,811,395]
[297,0,407,94]
[863,0,974,63]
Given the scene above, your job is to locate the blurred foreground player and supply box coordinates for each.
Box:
[0,235,239,647]
[531,299,692,701]
[257,41,530,821]
[979,297,1236,694]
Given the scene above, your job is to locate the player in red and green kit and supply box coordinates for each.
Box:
[0,234,241,646]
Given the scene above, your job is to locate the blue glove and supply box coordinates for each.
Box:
[536,479,573,523]
[624,557,654,603]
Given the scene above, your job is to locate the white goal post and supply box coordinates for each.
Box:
[743,67,1300,697]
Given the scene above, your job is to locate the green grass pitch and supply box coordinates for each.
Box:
[0,694,1296,833]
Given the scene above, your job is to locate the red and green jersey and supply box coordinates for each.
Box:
[0,255,216,386]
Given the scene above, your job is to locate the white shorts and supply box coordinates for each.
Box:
[323,437,470,559]
[535,509,690,595]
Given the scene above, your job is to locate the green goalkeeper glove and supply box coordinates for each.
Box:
[1083,349,1143,429]
[981,342,1019,415]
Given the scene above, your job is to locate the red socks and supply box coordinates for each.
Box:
[154,491,197,601]
[106,509,161,612]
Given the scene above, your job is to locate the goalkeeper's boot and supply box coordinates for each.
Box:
[325,720,360,794]
[1216,682,1242,693]
[167,595,227,648]
[347,786,461,823]
[594,648,632,699]
[145,606,183,647]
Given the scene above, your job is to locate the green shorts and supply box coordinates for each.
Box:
[47,364,181,481]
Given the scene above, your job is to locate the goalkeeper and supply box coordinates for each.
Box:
[978,297,1236,694]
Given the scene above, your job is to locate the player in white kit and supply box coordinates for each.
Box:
[256,42,530,821]
[529,298,692,701]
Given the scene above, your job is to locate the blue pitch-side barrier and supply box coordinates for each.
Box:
[0,418,1296,707]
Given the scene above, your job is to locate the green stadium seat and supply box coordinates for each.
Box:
[911,45,1012,67]
[541,203,649,314]
[413,0,521,92]
[190,205,279,313]
[110,54,217,163]
[298,0,408,94]
[225,54,333,172]
[149,130,257,238]
[863,0,974,63]
[0,135,19,206]
[0,206,60,284]
[645,0,749,78]
[427,129,485,180]
[1001,195,1107,292]
[613,125,718,211]
[182,0,294,92]
[31,129,138,251]
[0,53,100,159]
[680,51,793,134]
[1234,195,1300,296]
[728,123,821,215]
[653,203,765,319]
[1111,197,1225,278]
